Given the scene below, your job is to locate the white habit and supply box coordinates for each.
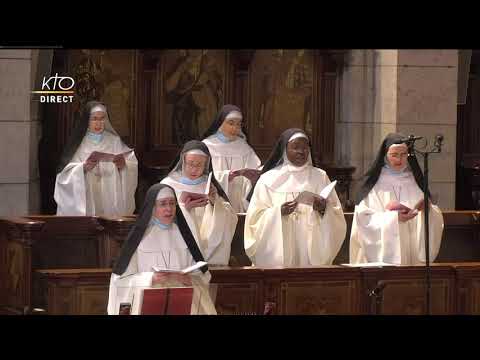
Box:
[161,175,238,266]
[54,131,138,216]
[244,162,346,267]
[203,135,261,213]
[107,223,217,315]
[350,167,444,265]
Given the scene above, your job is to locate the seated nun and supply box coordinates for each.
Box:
[201,104,261,213]
[244,128,346,267]
[54,101,138,216]
[160,140,238,266]
[107,184,217,315]
[350,133,444,265]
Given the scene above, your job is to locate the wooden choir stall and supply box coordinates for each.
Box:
[2,211,480,315]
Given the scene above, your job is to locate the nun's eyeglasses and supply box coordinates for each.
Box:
[387,152,408,159]
[90,119,106,123]
[185,161,205,170]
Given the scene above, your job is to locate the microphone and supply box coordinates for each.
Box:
[433,134,444,152]
[435,134,444,145]
[368,281,386,297]
[400,135,424,143]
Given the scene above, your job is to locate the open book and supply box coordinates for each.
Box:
[341,262,397,267]
[87,150,133,162]
[387,200,419,214]
[179,173,212,203]
[295,180,337,205]
[151,261,208,274]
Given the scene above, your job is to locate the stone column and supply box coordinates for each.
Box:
[0,49,53,216]
[337,49,458,209]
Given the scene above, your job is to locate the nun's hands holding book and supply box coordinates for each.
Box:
[281,201,298,216]
[184,196,209,211]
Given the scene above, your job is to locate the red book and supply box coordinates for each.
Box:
[166,288,194,315]
[141,287,193,315]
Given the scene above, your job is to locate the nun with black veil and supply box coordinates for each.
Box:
[244,128,346,267]
[107,183,217,315]
[200,104,261,213]
[160,140,238,266]
[349,133,444,265]
[54,101,138,216]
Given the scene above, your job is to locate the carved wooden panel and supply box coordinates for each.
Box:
[214,283,260,315]
[76,285,109,315]
[437,211,480,262]
[35,269,112,315]
[6,240,28,310]
[48,285,75,315]
[361,266,455,315]
[279,280,358,315]
[264,267,362,315]
[378,279,452,315]
[97,216,136,268]
[28,216,103,269]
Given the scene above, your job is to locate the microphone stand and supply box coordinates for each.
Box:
[405,135,443,315]
[368,281,386,315]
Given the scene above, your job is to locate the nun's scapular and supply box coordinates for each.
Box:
[161,140,238,266]
[54,101,138,216]
[201,104,261,213]
[244,128,347,267]
[107,183,217,315]
[349,133,444,265]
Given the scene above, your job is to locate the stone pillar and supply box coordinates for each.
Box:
[0,49,53,216]
[337,49,458,209]
[395,50,458,209]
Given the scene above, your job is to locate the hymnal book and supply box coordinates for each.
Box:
[387,200,418,214]
[179,173,212,203]
[141,287,193,315]
[87,150,133,162]
[152,261,207,274]
[319,180,337,199]
[295,181,338,205]
[204,172,212,195]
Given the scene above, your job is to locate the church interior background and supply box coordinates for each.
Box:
[1,49,480,315]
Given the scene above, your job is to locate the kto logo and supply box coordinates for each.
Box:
[32,73,75,103]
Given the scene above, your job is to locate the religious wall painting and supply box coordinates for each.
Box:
[160,49,227,145]
[249,49,314,147]
[70,49,136,141]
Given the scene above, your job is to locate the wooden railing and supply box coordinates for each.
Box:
[1,211,480,314]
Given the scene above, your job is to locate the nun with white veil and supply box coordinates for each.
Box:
[160,140,238,267]
[107,183,217,315]
[54,101,138,216]
[244,128,346,267]
[201,104,261,213]
[349,133,444,265]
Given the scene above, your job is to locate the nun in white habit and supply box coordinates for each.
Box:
[350,133,444,265]
[244,128,346,267]
[54,101,138,216]
[201,104,261,213]
[107,183,217,315]
[160,140,238,266]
